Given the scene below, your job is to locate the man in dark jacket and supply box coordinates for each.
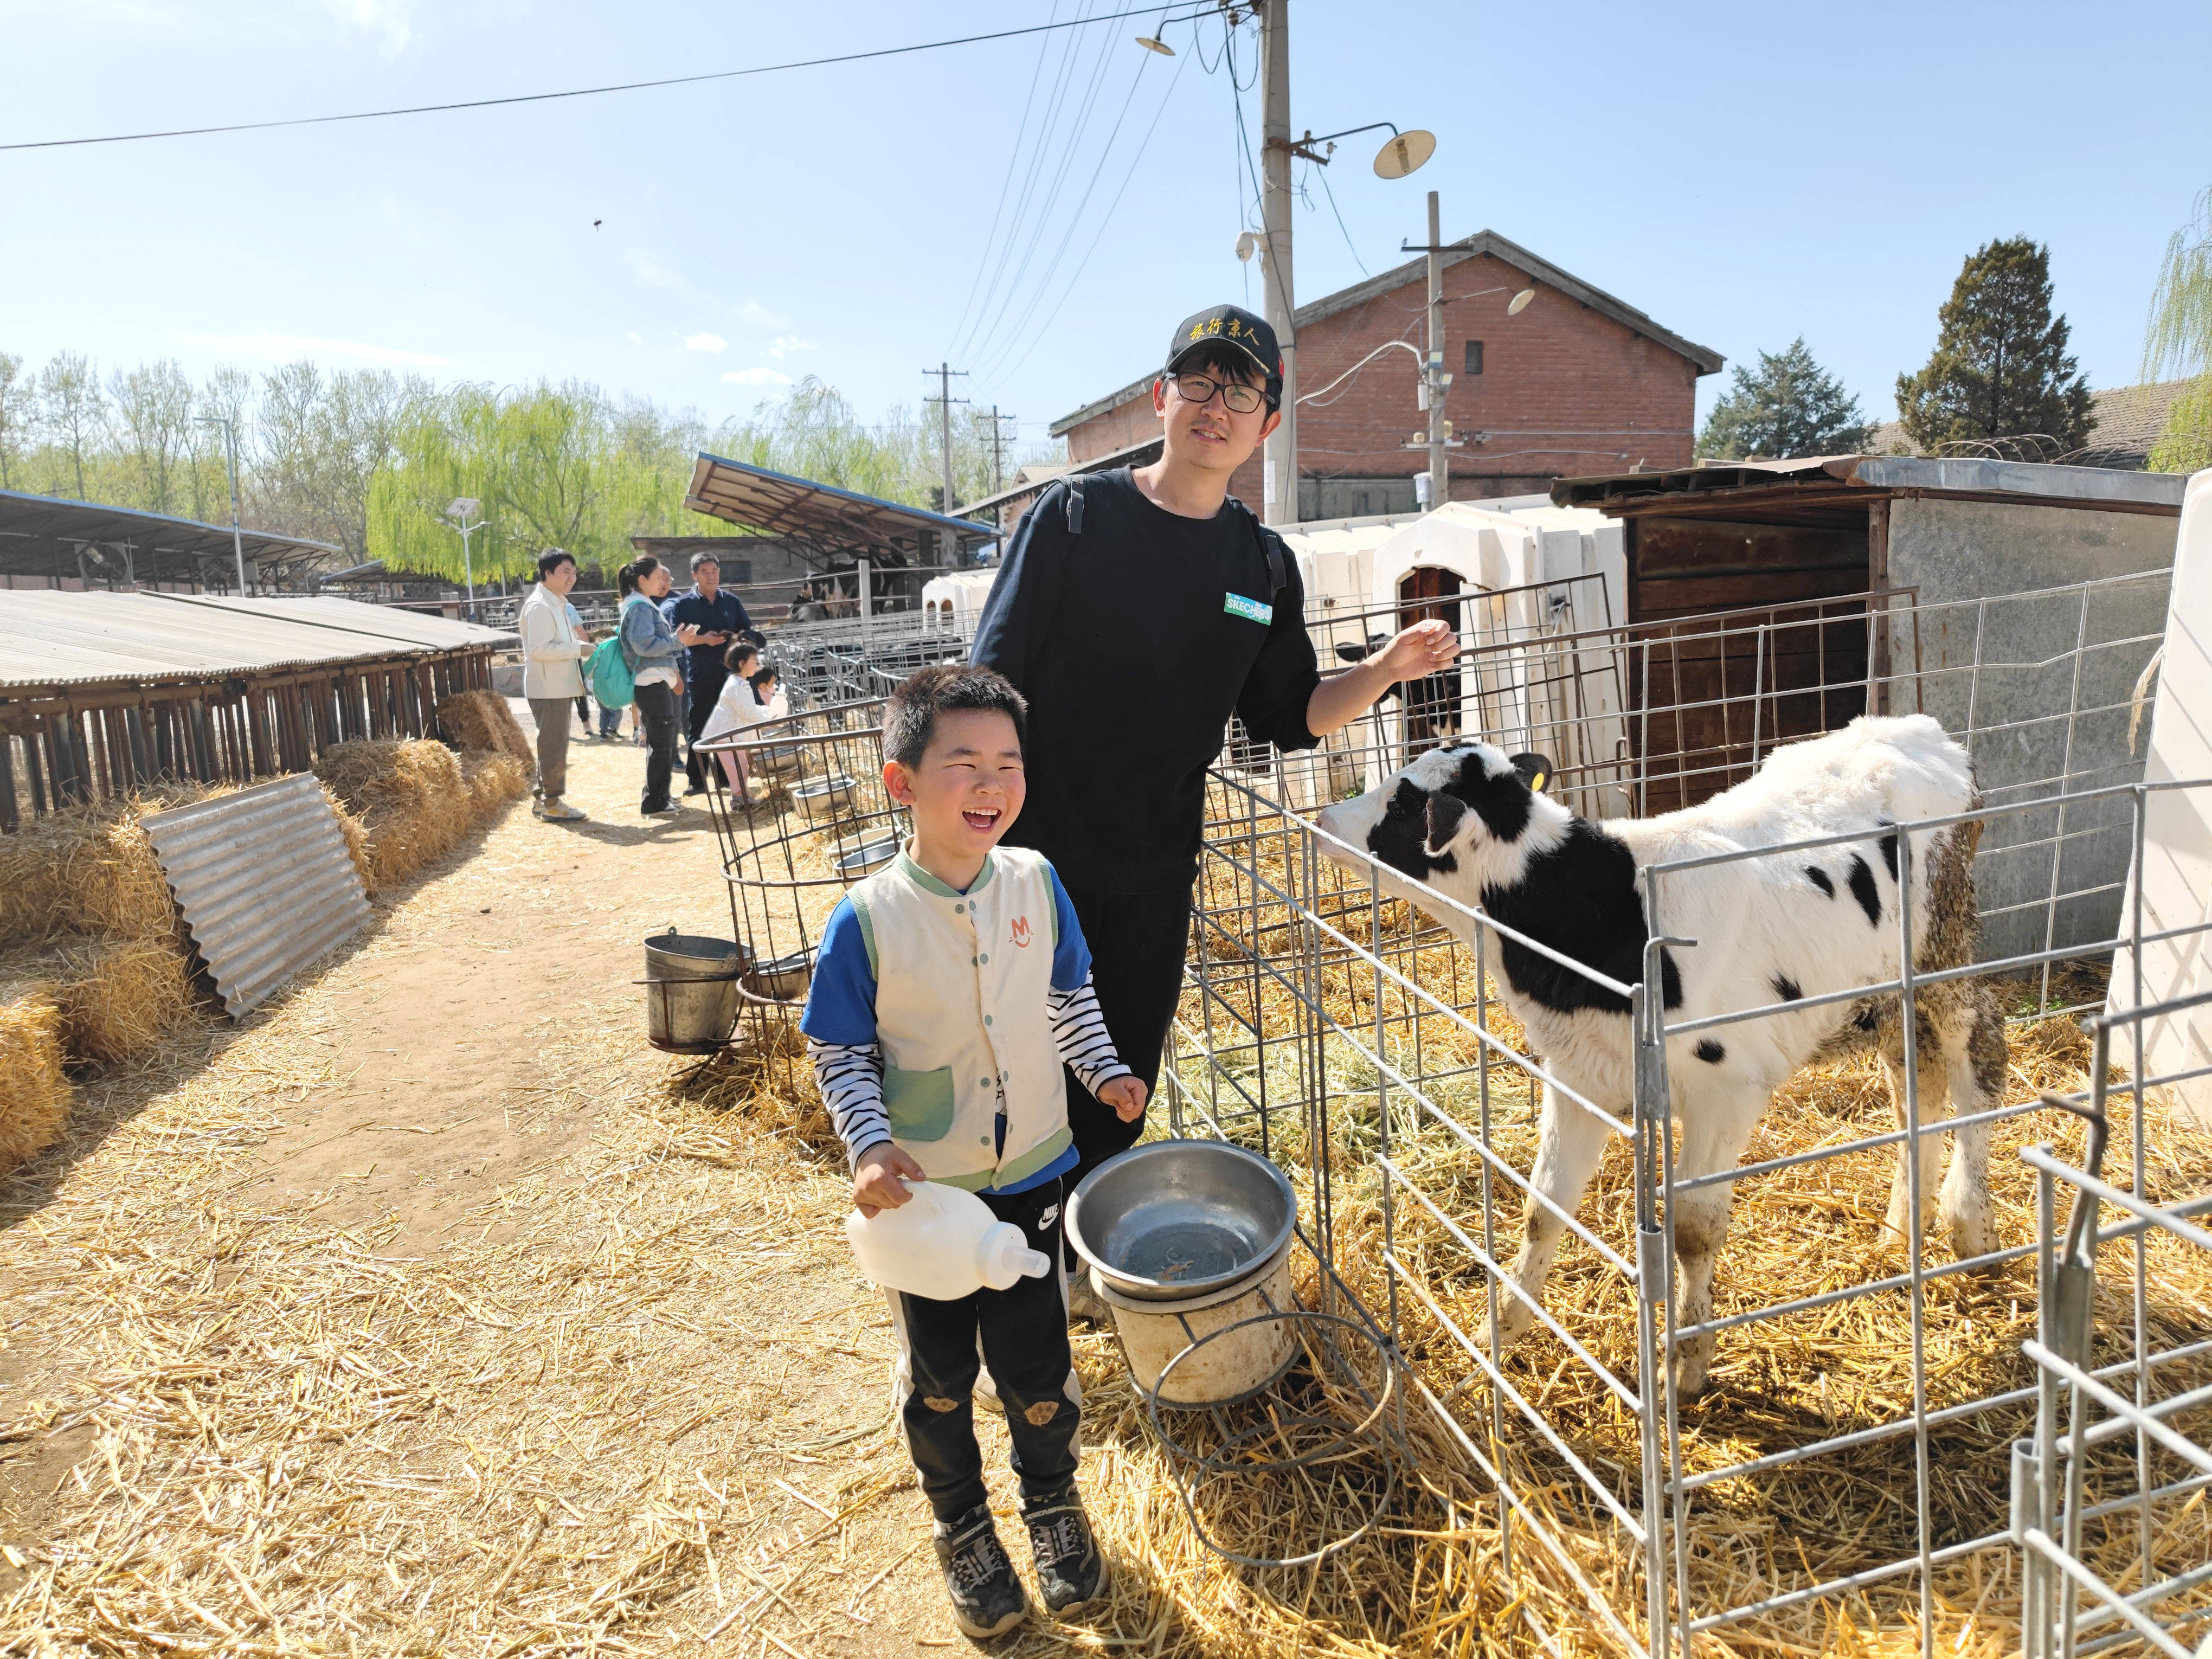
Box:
[970,304,1454,1311]
[661,551,754,795]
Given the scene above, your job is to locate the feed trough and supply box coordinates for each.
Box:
[832,830,901,881]
[1069,1140,1300,1406]
[744,947,815,1004]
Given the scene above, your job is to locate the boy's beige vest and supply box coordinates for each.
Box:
[846,845,1071,1191]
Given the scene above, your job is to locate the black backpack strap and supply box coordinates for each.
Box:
[1224,494,1287,597]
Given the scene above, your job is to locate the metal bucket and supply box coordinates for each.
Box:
[833,831,902,880]
[1089,1239,1297,1408]
[644,931,745,1054]
[793,773,859,822]
[1069,1140,1301,1407]
[744,947,815,1004]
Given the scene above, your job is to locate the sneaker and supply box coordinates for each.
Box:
[1066,1271,1113,1328]
[974,1367,1005,1417]
[683,784,710,797]
[642,805,680,819]
[1023,1485,1107,1615]
[535,799,587,821]
[932,1504,1027,1639]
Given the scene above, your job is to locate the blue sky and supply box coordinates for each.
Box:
[5,0,2209,452]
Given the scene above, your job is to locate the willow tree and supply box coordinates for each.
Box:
[2145,187,2212,473]
[372,382,634,581]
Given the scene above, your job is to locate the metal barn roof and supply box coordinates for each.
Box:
[0,591,510,691]
[1551,455,2189,515]
[0,488,344,586]
[685,454,1004,557]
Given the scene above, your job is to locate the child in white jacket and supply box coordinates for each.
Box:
[698,645,789,792]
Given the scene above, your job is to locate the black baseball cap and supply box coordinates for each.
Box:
[1164,304,1282,407]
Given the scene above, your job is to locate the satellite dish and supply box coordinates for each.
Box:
[1507,288,1535,316]
[1134,33,1174,54]
[1372,128,1436,180]
[1236,230,1259,263]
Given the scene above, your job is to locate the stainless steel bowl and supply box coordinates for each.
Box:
[1067,1140,1297,1302]
[745,948,815,1002]
[793,773,859,822]
[834,832,901,880]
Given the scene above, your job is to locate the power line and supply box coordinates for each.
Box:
[0,4,1213,153]
[943,1,1064,356]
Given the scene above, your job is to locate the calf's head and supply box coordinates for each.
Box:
[1315,743,1560,900]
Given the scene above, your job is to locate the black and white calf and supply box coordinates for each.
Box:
[1314,713,2006,1394]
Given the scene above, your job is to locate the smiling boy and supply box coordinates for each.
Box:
[970,305,1456,1299]
[799,665,1143,1637]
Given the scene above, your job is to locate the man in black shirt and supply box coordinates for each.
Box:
[661,551,755,795]
[971,304,1454,1294]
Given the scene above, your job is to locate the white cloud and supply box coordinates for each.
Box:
[766,335,817,359]
[175,330,455,368]
[322,0,413,54]
[626,332,644,345]
[684,331,728,353]
[738,299,785,327]
[722,368,792,387]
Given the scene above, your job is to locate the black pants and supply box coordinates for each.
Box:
[1060,884,1193,1197]
[683,667,725,792]
[634,682,679,811]
[887,1179,1079,1522]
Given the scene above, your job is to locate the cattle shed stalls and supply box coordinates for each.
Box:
[0,591,511,828]
[1553,456,2187,957]
[0,487,346,595]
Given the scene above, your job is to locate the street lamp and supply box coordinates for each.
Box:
[195,413,249,596]
[443,497,485,615]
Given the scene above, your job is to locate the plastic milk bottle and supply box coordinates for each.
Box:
[845,1180,1053,1300]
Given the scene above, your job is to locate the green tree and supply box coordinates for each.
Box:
[1696,337,1869,460]
[1896,237,2094,459]
[108,358,196,515]
[0,351,32,491]
[2144,186,2212,473]
[38,350,107,499]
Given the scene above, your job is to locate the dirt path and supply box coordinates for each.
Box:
[0,717,1020,1655]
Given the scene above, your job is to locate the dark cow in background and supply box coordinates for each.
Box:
[1314,714,2004,1394]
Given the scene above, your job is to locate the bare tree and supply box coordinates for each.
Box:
[0,351,33,492]
[108,359,197,516]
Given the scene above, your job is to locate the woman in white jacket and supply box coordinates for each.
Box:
[698,644,789,794]
[518,549,590,821]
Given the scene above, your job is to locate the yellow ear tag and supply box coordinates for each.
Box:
[1528,770,1547,793]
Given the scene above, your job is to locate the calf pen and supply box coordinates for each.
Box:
[695,568,2207,1653]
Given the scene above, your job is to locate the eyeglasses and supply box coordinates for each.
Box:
[1166,372,1267,415]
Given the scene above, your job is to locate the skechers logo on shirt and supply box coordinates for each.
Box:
[1224,593,1272,626]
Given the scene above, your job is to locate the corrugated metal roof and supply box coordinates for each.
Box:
[686,453,1004,553]
[1552,455,2190,512]
[0,487,344,582]
[0,591,505,690]
[142,774,372,1017]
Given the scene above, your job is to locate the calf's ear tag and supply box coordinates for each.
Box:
[1509,752,1552,793]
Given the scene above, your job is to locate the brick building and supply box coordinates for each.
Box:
[1049,229,1723,519]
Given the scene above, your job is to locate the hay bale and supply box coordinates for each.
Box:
[437,687,536,772]
[0,992,72,1174]
[50,934,201,1066]
[0,790,195,948]
[324,787,376,896]
[462,750,530,816]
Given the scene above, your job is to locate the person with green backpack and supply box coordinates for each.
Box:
[587,555,701,817]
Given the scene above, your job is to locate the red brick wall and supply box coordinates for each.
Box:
[1059,253,1702,510]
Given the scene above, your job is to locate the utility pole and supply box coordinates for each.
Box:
[1426,189,1450,509]
[196,413,249,595]
[986,406,1018,496]
[922,364,970,569]
[1258,0,1297,526]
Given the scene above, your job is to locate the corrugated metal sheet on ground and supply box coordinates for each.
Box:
[0,590,505,689]
[142,774,371,1017]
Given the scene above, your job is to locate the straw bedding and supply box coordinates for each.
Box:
[315,737,526,888]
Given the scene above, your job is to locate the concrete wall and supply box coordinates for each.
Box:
[1887,498,2179,961]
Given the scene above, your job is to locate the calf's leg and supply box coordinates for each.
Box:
[1878,1012,1950,1251]
[1668,1077,1769,1397]
[1937,995,2004,1262]
[1499,1082,1614,1348]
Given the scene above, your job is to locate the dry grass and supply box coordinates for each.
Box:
[0,992,70,1175]
[0,789,189,947]
[439,686,537,773]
